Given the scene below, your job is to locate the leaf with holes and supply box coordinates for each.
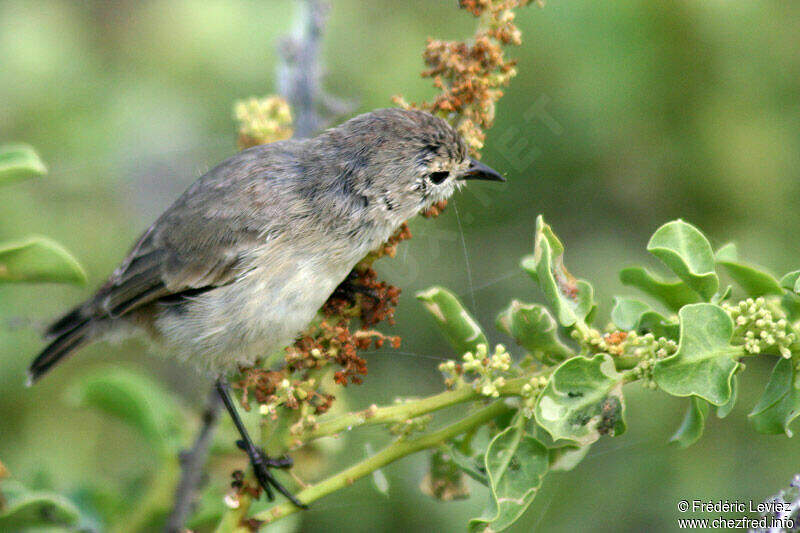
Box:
[653,304,740,406]
[521,216,595,328]
[468,423,548,533]
[647,220,719,300]
[417,286,488,355]
[534,354,626,446]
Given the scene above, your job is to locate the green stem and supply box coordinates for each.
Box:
[213,493,253,533]
[290,370,547,447]
[255,400,511,525]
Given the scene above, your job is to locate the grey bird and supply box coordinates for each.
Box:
[27,107,504,507]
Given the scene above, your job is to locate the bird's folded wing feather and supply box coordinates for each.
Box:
[93,148,289,319]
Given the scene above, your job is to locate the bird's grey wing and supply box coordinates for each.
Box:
[97,218,258,318]
[93,145,295,319]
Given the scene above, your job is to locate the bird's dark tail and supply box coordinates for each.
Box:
[28,305,95,386]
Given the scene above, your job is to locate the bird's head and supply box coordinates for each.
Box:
[313,108,505,225]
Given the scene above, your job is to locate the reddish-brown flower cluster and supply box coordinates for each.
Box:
[421,200,449,218]
[394,0,536,154]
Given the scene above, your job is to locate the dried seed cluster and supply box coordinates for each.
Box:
[394,0,536,153]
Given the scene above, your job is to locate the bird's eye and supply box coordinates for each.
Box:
[429,171,449,184]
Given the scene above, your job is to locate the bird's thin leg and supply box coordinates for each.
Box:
[214,377,308,508]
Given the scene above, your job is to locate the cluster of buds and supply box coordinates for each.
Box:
[394,0,536,153]
[387,398,433,438]
[442,344,513,397]
[629,335,678,388]
[234,95,293,148]
[520,374,548,418]
[576,328,630,357]
[723,297,796,358]
[573,327,677,387]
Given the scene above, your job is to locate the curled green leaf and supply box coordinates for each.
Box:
[521,216,595,328]
[715,243,782,297]
[496,300,571,365]
[417,286,488,355]
[780,270,800,295]
[653,304,740,406]
[716,375,738,419]
[468,423,548,533]
[0,144,47,187]
[610,297,651,331]
[619,266,701,312]
[0,236,86,285]
[749,358,800,437]
[647,220,719,300]
[534,354,626,446]
[670,396,709,448]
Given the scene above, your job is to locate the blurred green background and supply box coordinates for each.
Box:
[2,0,800,531]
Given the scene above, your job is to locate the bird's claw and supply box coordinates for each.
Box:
[235,440,307,509]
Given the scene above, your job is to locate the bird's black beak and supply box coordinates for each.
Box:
[459,158,506,182]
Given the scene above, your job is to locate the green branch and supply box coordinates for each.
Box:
[256,400,512,525]
[290,371,545,447]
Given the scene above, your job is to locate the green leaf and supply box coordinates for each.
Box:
[749,358,800,437]
[610,297,680,340]
[781,293,800,322]
[716,375,738,419]
[0,144,47,186]
[636,311,680,341]
[669,397,709,448]
[468,423,548,533]
[715,243,782,297]
[647,220,719,300]
[417,286,488,355]
[619,266,701,312]
[780,270,800,294]
[0,480,80,529]
[0,236,86,285]
[653,304,740,406]
[534,354,626,445]
[67,368,186,455]
[496,301,572,365]
[547,444,590,472]
[610,297,650,331]
[520,216,595,328]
